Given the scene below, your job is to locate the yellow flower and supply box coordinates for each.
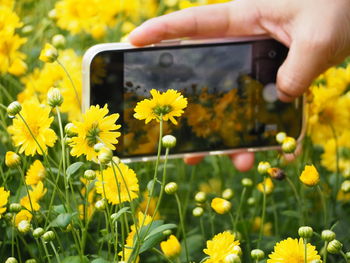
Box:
[211,197,232,214]
[203,231,241,263]
[252,217,273,236]
[257,177,274,194]
[0,6,27,76]
[20,181,47,212]
[119,212,153,262]
[0,187,10,216]
[25,160,46,185]
[160,235,181,258]
[299,165,320,187]
[79,179,96,220]
[69,104,121,161]
[39,43,58,63]
[14,209,32,227]
[95,163,139,205]
[19,49,82,121]
[134,89,188,125]
[137,191,160,220]
[8,101,57,156]
[54,0,120,38]
[267,238,321,263]
[5,151,20,168]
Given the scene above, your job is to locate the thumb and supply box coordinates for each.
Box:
[276,39,330,102]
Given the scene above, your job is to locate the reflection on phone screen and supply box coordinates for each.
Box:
[90,39,303,158]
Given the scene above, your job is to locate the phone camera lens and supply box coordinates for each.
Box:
[268,50,277,58]
[159,52,174,68]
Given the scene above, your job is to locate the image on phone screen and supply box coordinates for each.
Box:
[89,39,303,158]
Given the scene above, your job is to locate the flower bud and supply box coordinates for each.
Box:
[282,137,297,153]
[298,226,313,239]
[276,132,287,144]
[233,245,242,256]
[341,180,350,193]
[94,143,105,152]
[111,156,121,165]
[95,200,106,211]
[18,220,31,233]
[343,167,350,179]
[162,229,172,236]
[47,87,63,107]
[7,101,22,117]
[257,161,271,175]
[327,239,343,254]
[211,197,231,214]
[162,135,176,148]
[194,192,206,203]
[241,178,253,187]
[225,254,241,263]
[98,147,113,164]
[5,257,18,263]
[48,9,57,19]
[247,197,256,206]
[110,213,119,222]
[346,252,350,259]
[5,151,21,168]
[233,231,242,241]
[222,188,234,200]
[64,123,77,137]
[4,213,13,221]
[165,182,178,195]
[33,227,45,238]
[22,25,34,34]
[9,203,22,213]
[51,34,66,49]
[268,167,286,181]
[42,230,55,242]
[25,259,37,263]
[251,249,265,260]
[84,170,96,181]
[192,207,204,217]
[321,230,336,242]
[39,43,58,63]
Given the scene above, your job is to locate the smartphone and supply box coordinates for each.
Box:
[83,37,305,162]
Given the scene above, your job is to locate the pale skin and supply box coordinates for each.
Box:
[129,0,350,170]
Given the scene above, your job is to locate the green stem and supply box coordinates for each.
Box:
[317,185,328,227]
[42,239,52,263]
[233,187,246,232]
[56,59,81,107]
[323,241,328,263]
[340,251,349,263]
[330,124,340,213]
[257,178,267,249]
[175,193,189,262]
[50,241,61,263]
[286,177,303,225]
[151,248,175,263]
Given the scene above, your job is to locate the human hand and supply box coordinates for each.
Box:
[129,0,350,102]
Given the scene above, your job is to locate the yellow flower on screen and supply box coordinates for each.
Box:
[299,165,320,187]
[267,238,321,263]
[8,101,57,156]
[203,231,241,263]
[95,163,139,205]
[257,177,274,194]
[20,181,47,212]
[160,235,181,258]
[134,89,188,125]
[25,160,46,185]
[0,187,10,217]
[69,104,121,161]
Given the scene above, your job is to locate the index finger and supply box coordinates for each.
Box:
[129,0,265,46]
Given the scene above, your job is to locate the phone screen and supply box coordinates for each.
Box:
[90,39,303,158]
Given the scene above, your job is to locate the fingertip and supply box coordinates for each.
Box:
[230,152,255,172]
[129,21,164,46]
[276,89,296,103]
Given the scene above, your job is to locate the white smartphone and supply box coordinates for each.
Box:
[82,37,305,162]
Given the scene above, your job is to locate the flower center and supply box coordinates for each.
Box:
[86,122,100,147]
[153,105,172,116]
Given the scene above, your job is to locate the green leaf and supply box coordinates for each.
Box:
[91,258,111,263]
[49,213,72,228]
[53,204,66,214]
[145,223,177,240]
[66,162,84,179]
[62,256,89,263]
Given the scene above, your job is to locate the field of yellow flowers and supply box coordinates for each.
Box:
[1,0,350,263]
